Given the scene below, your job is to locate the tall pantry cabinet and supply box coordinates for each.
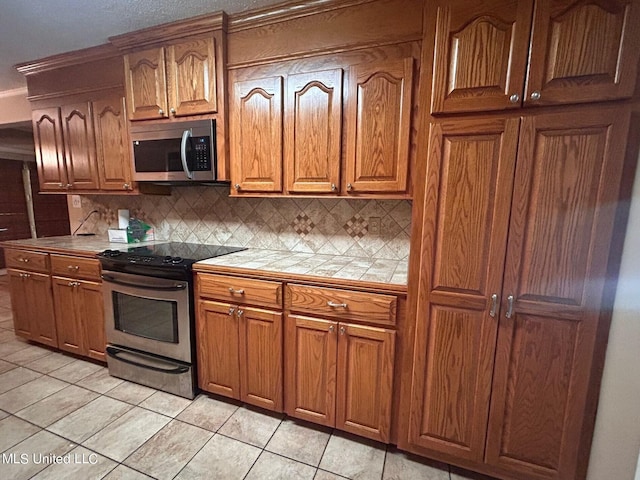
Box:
[400,0,640,479]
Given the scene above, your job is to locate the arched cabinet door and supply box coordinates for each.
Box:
[32,108,67,191]
[61,103,99,190]
[124,47,168,121]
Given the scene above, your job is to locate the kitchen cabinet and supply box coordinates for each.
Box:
[51,255,105,361]
[428,0,640,114]
[196,274,284,411]
[403,106,632,479]
[285,283,396,442]
[5,248,57,347]
[124,36,218,121]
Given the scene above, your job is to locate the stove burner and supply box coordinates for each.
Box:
[102,249,122,258]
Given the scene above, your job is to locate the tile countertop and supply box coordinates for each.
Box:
[195,248,409,289]
[0,235,160,257]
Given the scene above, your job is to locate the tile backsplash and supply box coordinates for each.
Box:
[76,186,412,260]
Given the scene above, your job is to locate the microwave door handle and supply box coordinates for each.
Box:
[180,129,194,179]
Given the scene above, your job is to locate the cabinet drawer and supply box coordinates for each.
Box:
[286,284,397,326]
[5,248,49,273]
[50,254,101,281]
[198,273,282,309]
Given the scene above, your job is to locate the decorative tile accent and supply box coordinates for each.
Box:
[344,214,368,239]
[291,213,316,237]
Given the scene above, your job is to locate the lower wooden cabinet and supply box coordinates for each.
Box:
[52,277,105,361]
[8,268,57,347]
[285,314,395,442]
[197,299,283,411]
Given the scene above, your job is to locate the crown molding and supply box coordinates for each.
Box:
[15,43,120,76]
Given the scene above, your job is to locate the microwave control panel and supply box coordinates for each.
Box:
[193,137,211,171]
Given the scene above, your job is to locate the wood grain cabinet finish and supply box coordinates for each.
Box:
[230,76,284,193]
[60,103,100,190]
[285,69,343,194]
[8,269,57,347]
[124,47,168,121]
[32,108,68,191]
[429,0,640,114]
[345,58,413,193]
[404,108,631,479]
[285,314,395,442]
[5,248,50,273]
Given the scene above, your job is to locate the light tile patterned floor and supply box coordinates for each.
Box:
[0,274,484,480]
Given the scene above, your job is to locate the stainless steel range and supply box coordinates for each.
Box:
[97,243,247,399]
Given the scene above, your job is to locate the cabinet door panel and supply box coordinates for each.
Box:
[285,69,342,193]
[239,306,283,411]
[93,96,133,191]
[52,277,83,355]
[196,300,240,399]
[336,323,395,442]
[231,76,283,193]
[525,0,640,105]
[124,47,168,120]
[345,58,413,193]
[28,273,57,347]
[407,118,519,461]
[486,109,631,479]
[32,108,67,191]
[79,281,105,362]
[284,315,337,426]
[8,269,32,339]
[167,37,217,116]
[430,0,534,113]
[61,103,99,190]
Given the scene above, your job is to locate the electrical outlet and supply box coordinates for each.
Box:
[369,216,381,235]
[71,195,82,209]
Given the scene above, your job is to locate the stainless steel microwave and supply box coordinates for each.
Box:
[130,119,217,183]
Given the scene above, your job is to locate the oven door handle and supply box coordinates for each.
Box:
[106,346,190,374]
[101,274,187,291]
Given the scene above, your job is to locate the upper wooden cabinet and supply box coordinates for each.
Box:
[124,37,218,120]
[429,0,640,113]
[32,108,68,191]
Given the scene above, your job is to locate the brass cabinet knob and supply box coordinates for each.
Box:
[123,183,130,190]
[234,184,241,191]
[158,109,164,115]
[331,183,337,191]
[346,183,353,191]
[170,108,176,115]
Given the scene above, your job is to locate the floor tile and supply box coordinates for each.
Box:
[24,352,77,374]
[0,358,16,373]
[0,329,16,343]
[0,415,41,452]
[103,464,155,480]
[175,433,260,480]
[48,395,132,443]
[319,433,386,480]
[450,466,497,480]
[218,406,283,448]
[266,418,331,466]
[3,344,53,365]
[15,385,99,427]
[105,381,156,405]
[0,430,76,480]
[139,390,192,417]
[0,366,41,394]
[0,317,14,329]
[246,451,316,480]
[383,448,450,479]
[125,419,213,480]
[0,338,31,358]
[176,394,238,431]
[0,375,68,413]
[48,358,102,383]
[76,367,124,394]
[0,409,8,420]
[315,470,349,479]
[83,406,171,462]
[31,445,117,480]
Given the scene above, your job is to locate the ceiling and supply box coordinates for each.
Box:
[0,0,283,92]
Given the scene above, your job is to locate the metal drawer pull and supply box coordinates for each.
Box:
[237,309,244,317]
[340,326,345,335]
[327,301,347,308]
[489,294,498,317]
[228,288,245,295]
[228,307,235,315]
[68,265,80,271]
[505,295,514,319]
[20,257,29,263]
[329,325,334,333]
[68,281,80,287]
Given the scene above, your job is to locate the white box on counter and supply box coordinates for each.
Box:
[108,229,128,243]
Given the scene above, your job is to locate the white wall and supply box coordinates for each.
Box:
[0,87,30,126]
[588,150,640,480]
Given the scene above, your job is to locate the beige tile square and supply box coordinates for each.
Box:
[48,359,102,383]
[218,406,283,448]
[76,367,124,394]
[383,448,450,479]
[0,376,68,413]
[265,419,331,466]
[3,345,54,365]
[0,338,31,358]
[103,464,154,480]
[0,358,16,373]
[0,430,76,480]
[48,395,132,443]
[0,409,8,420]
[83,406,171,462]
[0,415,41,452]
[105,381,156,404]
[125,420,212,480]
[176,434,260,480]
[319,433,386,479]
[314,470,346,480]
[0,318,14,330]
[0,329,16,343]
[15,385,98,427]
[24,352,76,374]
[176,394,238,431]
[139,390,192,417]
[31,446,117,480]
[245,451,316,480]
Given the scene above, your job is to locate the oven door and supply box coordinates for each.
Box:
[102,270,192,363]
